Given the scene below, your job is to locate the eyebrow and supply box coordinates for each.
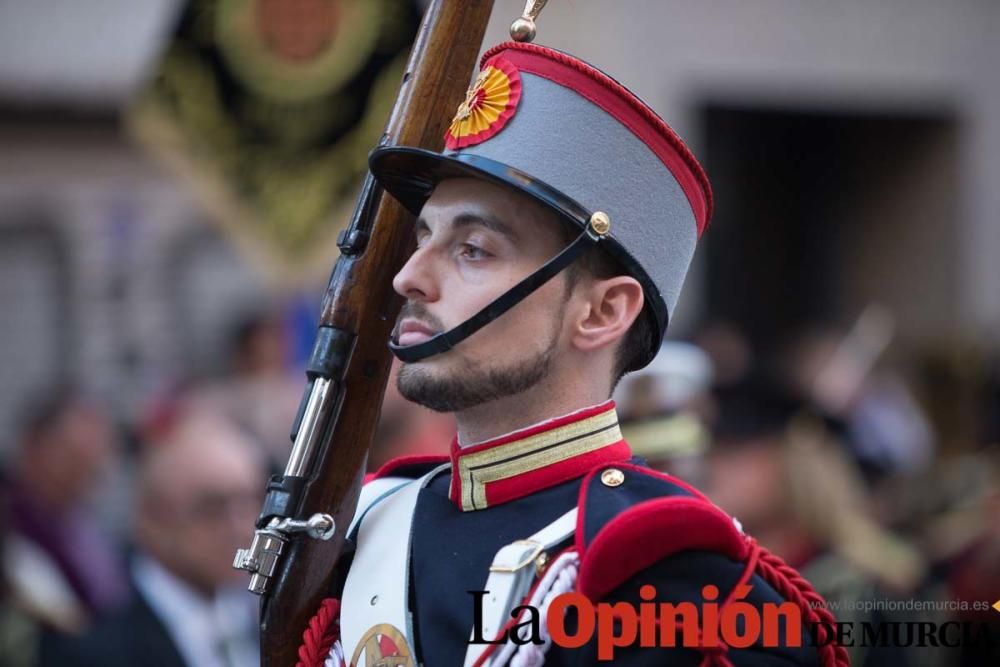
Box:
[415,211,519,243]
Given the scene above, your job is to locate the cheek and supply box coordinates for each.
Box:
[443,261,520,308]
[431,270,519,344]
[468,280,565,347]
[183,522,245,572]
[230,505,262,538]
[428,261,569,365]
[506,279,570,335]
[453,256,501,285]
[148,515,190,561]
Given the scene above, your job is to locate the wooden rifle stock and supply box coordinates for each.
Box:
[242,2,495,665]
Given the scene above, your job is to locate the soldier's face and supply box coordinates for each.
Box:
[391,178,573,412]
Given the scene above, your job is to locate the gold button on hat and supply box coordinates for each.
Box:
[601,468,625,487]
[590,211,611,235]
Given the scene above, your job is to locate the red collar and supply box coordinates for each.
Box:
[448,401,631,512]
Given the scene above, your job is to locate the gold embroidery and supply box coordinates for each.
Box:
[456,407,621,511]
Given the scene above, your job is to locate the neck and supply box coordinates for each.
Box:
[454,361,610,446]
[135,550,217,602]
[160,560,217,600]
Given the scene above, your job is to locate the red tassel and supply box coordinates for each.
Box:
[296,597,341,667]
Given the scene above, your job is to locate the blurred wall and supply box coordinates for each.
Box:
[0,119,265,443]
[1,0,998,448]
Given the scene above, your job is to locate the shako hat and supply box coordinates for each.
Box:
[372,40,713,371]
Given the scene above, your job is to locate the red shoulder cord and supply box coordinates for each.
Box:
[695,539,850,667]
[296,597,341,667]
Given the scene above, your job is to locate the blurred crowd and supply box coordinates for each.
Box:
[615,315,1000,667]
[1,307,998,667]
[0,313,288,666]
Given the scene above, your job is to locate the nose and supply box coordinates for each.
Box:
[393,246,439,302]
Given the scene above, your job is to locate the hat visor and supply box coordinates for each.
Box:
[369,146,593,227]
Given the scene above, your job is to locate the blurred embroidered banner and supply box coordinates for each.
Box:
[130,0,421,283]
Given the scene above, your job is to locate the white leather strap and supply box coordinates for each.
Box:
[464,508,578,667]
[340,465,447,666]
[346,475,412,539]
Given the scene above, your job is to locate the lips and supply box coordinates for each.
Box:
[396,318,438,347]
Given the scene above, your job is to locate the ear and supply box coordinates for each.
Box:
[571,276,644,353]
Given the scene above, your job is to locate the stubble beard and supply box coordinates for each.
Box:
[395,306,564,414]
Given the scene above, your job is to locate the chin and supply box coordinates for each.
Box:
[395,362,465,413]
[396,360,440,387]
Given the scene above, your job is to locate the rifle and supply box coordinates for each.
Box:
[233,2,496,664]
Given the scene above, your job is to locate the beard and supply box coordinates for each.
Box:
[395,302,563,413]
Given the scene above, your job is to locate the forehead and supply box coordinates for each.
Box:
[150,425,262,491]
[420,177,565,238]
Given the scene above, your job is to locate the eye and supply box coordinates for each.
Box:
[458,243,490,260]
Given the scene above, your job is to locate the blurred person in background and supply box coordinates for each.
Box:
[0,490,40,667]
[706,377,931,667]
[614,342,714,486]
[188,309,302,473]
[40,409,265,667]
[694,320,755,390]
[888,411,1000,667]
[784,308,935,481]
[928,449,1000,666]
[1,390,127,632]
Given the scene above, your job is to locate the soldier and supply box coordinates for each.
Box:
[296,39,848,667]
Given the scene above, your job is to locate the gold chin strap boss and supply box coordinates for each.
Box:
[590,211,611,236]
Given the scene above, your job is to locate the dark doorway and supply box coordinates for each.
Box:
[699,105,959,355]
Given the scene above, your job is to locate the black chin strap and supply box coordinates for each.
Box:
[389,220,606,363]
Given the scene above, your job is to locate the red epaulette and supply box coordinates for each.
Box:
[572,462,850,667]
[574,462,746,600]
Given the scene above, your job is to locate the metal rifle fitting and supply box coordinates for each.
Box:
[233,513,337,595]
[233,326,355,596]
